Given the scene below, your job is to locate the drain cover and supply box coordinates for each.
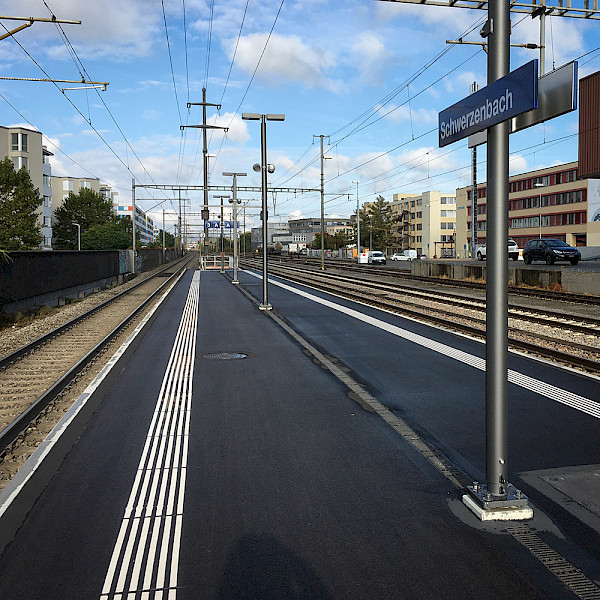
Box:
[202,352,248,360]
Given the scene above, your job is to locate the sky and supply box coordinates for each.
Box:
[1,0,599,235]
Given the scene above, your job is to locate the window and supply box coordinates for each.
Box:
[11,132,28,152]
[80,180,91,189]
[440,210,456,217]
[11,156,28,171]
[43,196,51,207]
[44,216,51,227]
[63,180,73,191]
[417,212,422,218]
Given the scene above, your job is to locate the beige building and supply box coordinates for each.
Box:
[455,161,600,258]
[0,125,53,249]
[391,191,457,257]
[51,176,101,210]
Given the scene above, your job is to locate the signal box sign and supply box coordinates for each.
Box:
[439,60,538,147]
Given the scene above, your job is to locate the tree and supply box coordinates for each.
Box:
[147,230,176,249]
[310,233,336,250]
[239,232,251,253]
[53,188,117,249]
[359,195,394,251]
[81,223,132,250]
[0,157,43,250]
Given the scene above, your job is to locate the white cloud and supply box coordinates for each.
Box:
[6,0,162,60]
[512,16,585,70]
[350,32,394,85]
[444,71,484,95]
[376,103,437,125]
[208,112,250,144]
[227,32,339,90]
[287,209,305,220]
[509,154,528,175]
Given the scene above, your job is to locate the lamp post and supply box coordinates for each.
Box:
[223,172,246,284]
[535,182,544,239]
[72,222,80,251]
[242,112,285,310]
[214,194,230,273]
[352,180,360,262]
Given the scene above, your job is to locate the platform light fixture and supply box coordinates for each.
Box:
[242,112,286,310]
[223,172,247,284]
[352,181,360,262]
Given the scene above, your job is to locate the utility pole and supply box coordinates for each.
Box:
[223,173,247,284]
[314,134,330,271]
[178,188,182,255]
[484,0,511,503]
[470,82,479,259]
[182,88,228,254]
[131,178,136,271]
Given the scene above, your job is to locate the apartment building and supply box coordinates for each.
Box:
[114,200,156,245]
[0,125,53,249]
[455,161,600,257]
[391,191,457,258]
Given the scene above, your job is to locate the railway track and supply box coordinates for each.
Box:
[278,255,600,306]
[0,255,195,477]
[241,257,600,374]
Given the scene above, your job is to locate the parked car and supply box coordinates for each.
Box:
[390,249,417,261]
[522,238,581,265]
[367,251,386,265]
[476,239,520,261]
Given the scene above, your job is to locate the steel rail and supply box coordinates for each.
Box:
[277,255,600,306]
[250,259,600,335]
[0,256,193,454]
[0,255,190,371]
[241,258,600,373]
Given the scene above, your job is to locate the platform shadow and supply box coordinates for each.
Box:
[217,534,332,600]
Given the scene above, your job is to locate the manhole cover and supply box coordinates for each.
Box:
[202,352,248,360]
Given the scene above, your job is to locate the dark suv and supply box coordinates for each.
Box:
[522,239,581,265]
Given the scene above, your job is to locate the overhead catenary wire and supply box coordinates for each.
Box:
[21,4,175,207]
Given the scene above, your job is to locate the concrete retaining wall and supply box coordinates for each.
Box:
[411,260,600,296]
[0,248,182,314]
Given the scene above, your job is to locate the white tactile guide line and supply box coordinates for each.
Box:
[244,271,600,420]
[100,270,199,600]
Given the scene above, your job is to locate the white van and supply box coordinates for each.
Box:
[390,249,417,261]
[367,251,386,265]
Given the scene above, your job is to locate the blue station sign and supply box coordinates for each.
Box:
[439,60,538,147]
[205,220,239,229]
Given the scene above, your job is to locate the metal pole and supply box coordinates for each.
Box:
[162,209,165,263]
[315,134,326,270]
[223,172,247,284]
[178,189,182,256]
[260,115,270,310]
[202,88,209,255]
[131,178,136,273]
[72,222,80,251]
[353,180,360,262]
[470,82,479,260]
[472,147,478,258]
[220,197,224,273]
[539,11,546,75]
[485,0,510,500]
